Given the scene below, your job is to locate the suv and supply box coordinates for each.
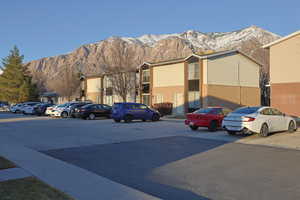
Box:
[111,102,160,123]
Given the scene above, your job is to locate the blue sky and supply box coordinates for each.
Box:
[1,0,299,62]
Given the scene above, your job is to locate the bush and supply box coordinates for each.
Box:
[152,102,173,116]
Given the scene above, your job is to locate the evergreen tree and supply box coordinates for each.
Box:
[0,46,38,103]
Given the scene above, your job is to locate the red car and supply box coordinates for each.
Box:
[185,107,231,131]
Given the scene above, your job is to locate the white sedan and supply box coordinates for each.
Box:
[222,106,297,137]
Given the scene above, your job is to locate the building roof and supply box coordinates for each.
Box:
[263,30,300,48]
[148,57,187,67]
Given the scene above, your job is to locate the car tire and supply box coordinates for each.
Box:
[227,131,236,135]
[259,123,269,137]
[124,115,133,123]
[88,113,96,120]
[142,119,146,122]
[61,112,68,118]
[114,119,121,123]
[208,120,218,132]
[190,125,198,131]
[152,114,160,121]
[288,121,296,133]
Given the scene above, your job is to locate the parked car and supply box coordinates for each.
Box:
[21,102,41,114]
[185,107,232,131]
[51,102,82,118]
[111,102,160,123]
[69,102,91,118]
[222,106,297,137]
[34,103,55,116]
[10,103,24,113]
[45,105,57,116]
[0,102,9,112]
[74,104,112,120]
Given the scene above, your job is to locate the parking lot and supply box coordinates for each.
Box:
[2,113,300,199]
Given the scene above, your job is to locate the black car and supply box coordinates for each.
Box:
[74,104,112,120]
[69,102,91,118]
[34,103,54,116]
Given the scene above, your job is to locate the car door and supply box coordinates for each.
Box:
[271,108,287,131]
[94,105,105,117]
[260,108,277,132]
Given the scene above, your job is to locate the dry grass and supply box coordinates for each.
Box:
[0,177,74,200]
[0,156,16,170]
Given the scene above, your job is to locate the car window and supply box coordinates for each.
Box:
[193,108,215,114]
[210,108,222,115]
[138,105,148,110]
[222,108,232,116]
[102,105,111,110]
[261,108,272,115]
[232,107,260,114]
[271,108,283,116]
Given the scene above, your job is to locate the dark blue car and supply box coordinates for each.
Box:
[111,102,160,123]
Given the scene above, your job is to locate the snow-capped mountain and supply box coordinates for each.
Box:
[120,25,279,49]
[27,25,280,86]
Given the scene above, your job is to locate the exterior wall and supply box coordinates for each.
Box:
[271,83,300,116]
[269,33,300,116]
[270,34,300,84]
[152,86,185,114]
[206,54,260,87]
[204,84,260,110]
[152,63,185,87]
[86,77,103,103]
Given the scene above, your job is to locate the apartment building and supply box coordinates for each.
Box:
[139,50,261,114]
[263,30,300,116]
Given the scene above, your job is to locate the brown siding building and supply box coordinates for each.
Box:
[264,30,300,116]
[139,50,261,114]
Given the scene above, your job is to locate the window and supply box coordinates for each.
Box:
[138,104,148,110]
[142,84,150,94]
[233,107,260,114]
[261,108,272,115]
[105,87,113,96]
[188,62,200,80]
[142,70,150,83]
[271,108,283,116]
[188,80,200,91]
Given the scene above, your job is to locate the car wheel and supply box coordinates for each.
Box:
[61,112,68,118]
[124,115,133,123]
[259,123,269,137]
[288,121,296,133]
[227,131,236,135]
[152,114,160,121]
[208,120,218,132]
[142,119,146,122]
[114,119,121,123]
[88,113,96,120]
[189,125,198,131]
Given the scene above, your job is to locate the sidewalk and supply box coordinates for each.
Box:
[0,134,160,200]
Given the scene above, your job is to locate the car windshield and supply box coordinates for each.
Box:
[57,103,69,107]
[193,108,216,114]
[232,107,261,114]
[82,104,94,109]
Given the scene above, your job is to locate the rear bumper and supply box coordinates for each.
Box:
[185,119,210,127]
[222,120,257,133]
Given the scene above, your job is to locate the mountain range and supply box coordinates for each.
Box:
[27,25,280,85]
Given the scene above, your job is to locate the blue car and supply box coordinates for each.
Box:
[111,102,160,123]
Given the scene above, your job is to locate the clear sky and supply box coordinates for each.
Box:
[1,0,299,62]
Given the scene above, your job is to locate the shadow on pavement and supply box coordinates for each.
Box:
[43,136,227,200]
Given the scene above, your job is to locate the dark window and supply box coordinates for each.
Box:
[188,80,199,91]
[106,87,113,96]
[142,84,150,94]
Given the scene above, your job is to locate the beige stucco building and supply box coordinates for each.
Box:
[81,73,138,105]
[139,50,261,114]
[263,30,300,116]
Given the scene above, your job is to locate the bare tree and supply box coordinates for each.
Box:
[239,38,270,106]
[101,40,139,102]
[47,64,81,101]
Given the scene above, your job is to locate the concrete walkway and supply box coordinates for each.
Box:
[0,135,160,200]
[0,167,31,182]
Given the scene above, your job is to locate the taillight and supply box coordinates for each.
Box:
[243,117,255,122]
